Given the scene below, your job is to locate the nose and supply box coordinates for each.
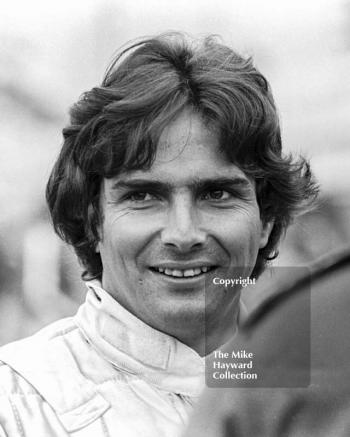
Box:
[161,196,207,252]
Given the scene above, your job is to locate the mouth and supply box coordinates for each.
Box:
[149,265,217,279]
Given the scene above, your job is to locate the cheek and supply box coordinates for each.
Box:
[213,212,263,257]
[99,212,161,265]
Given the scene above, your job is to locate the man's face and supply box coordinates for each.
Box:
[97,109,271,339]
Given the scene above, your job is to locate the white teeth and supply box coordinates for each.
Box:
[155,266,212,277]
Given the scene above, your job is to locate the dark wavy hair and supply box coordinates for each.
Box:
[46,33,318,280]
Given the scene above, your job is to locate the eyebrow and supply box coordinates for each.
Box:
[111,177,251,192]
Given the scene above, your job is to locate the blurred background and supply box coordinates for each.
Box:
[1,0,349,344]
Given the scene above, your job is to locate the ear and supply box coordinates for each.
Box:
[95,228,103,253]
[259,221,274,249]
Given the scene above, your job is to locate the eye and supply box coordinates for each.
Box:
[202,190,231,201]
[127,192,156,202]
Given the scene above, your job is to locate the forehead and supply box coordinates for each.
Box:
[118,109,251,184]
[155,109,219,162]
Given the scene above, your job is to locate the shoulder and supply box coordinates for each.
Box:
[0,361,37,397]
[0,316,110,434]
[0,316,77,396]
[0,361,51,436]
[0,319,77,436]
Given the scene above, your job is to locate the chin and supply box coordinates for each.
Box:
[151,298,205,324]
[155,296,226,326]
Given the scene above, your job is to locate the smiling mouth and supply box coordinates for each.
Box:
[150,266,217,278]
